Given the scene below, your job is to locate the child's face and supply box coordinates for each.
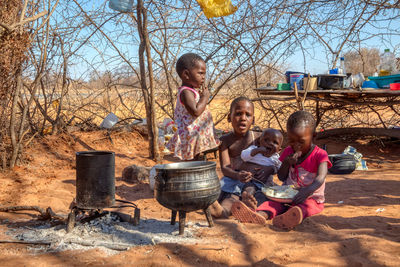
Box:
[182,60,206,89]
[260,130,283,157]
[287,126,314,155]
[229,100,254,136]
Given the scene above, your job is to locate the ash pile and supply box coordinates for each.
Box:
[7,212,205,254]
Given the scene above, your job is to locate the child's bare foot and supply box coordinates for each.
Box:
[241,191,257,210]
[272,206,303,229]
[231,201,267,225]
[209,201,228,218]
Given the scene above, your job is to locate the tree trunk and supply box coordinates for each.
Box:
[137,0,161,162]
[53,35,68,135]
[9,68,22,168]
[142,7,161,162]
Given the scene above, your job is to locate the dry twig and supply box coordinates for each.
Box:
[0,206,66,221]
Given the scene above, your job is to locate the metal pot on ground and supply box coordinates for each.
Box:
[154,161,221,235]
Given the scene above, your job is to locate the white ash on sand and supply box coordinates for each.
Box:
[6,213,209,255]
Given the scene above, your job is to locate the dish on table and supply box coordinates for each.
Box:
[261,185,298,203]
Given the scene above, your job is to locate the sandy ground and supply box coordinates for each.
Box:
[0,129,399,266]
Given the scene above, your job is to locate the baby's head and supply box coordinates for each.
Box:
[286,110,316,154]
[176,53,206,88]
[228,97,254,136]
[259,128,283,157]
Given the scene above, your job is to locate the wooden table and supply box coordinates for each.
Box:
[252,87,400,138]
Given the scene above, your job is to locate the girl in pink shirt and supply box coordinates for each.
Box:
[232,110,332,229]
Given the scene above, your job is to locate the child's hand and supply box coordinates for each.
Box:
[292,186,313,204]
[238,170,252,183]
[285,151,302,166]
[200,86,210,99]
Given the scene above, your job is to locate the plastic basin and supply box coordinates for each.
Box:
[368,74,400,88]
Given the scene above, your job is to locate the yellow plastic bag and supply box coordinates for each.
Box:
[196,0,238,18]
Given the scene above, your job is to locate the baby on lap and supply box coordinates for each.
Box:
[240,128,283,210]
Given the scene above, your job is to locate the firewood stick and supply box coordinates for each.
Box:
[0,206,66,221]
[0,240,51,245]
[301,74,310,109]
[293,82,302,110]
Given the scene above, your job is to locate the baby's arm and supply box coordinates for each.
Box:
[240,145,256,162]
[220,138,252,183]
[180,87,210,117]
[292,161,328,204]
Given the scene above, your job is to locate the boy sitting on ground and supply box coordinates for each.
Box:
[210,97,274,218]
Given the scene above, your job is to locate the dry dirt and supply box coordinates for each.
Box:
[0,129,399,266]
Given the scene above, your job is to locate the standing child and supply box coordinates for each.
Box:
[232,110,332,228]
[210,97,274,218]
[166,53,219,160]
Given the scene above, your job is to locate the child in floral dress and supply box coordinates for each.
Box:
[166,53,220,160]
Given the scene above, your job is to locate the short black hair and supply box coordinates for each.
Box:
[229,96,254,115]
[176,53,204,77]
[287,110,316,133]
[263,128,283,142]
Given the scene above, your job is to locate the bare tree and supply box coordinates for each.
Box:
[344,48,380,76]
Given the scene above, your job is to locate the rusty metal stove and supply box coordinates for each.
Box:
[67,151,140,232]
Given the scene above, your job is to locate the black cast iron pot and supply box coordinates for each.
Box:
[328,154,357,174]
[154,161,221,212]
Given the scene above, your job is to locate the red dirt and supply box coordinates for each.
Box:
[0,129,399,266]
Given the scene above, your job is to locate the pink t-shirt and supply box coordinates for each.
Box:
[279,145,332,203]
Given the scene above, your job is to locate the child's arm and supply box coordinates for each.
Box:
[292,161,328,204]
[240,145,258,162]
[219,138,252,183]
[277,151,301,182]
[250,147,269,157]
[180,87,210,117]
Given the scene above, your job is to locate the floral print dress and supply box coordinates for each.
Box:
[166,86,220,160]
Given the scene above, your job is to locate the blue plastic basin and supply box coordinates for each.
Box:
[368,74,400,88]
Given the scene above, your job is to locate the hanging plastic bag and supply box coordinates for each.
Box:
[196,0,238,18]
[109,0,134,13]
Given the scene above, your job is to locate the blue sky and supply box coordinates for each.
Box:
[63,0,400,80]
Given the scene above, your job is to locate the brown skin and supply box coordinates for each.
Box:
[211,100,261,217]
[219,100,274,183]
[246,124,329,219]
[177,59,210,161]
[241,129,283,209]
[277,125,328,205]
[245,129,283,181]
[251,128,283,158]
[179,60,210,117]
